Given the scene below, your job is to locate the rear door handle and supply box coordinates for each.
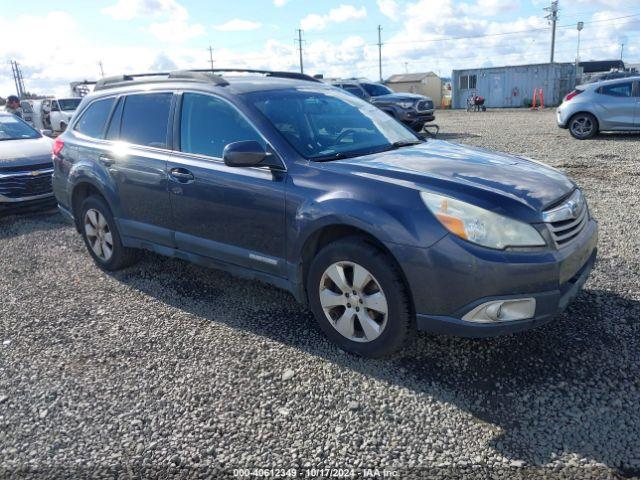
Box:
[169,168,195,183]
[98,154,114,166]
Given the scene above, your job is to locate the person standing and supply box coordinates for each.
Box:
[4,95,23,118]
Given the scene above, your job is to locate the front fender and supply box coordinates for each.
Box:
[290,195,446,263]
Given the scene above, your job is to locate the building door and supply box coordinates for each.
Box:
[488,71,505,108]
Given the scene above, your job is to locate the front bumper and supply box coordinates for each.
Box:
[0,194,56,215]
[393,218,598,337]
[401,111,436,129]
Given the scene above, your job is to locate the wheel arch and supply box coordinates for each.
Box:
[70,180,111,232]
[297,223,415,317]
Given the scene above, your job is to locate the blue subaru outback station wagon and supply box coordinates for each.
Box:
[53,69,597,357]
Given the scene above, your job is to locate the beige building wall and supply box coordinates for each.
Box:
[387,76,443,107]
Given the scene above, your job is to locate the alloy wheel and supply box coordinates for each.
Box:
[570,116,593,137]
[318,261,388,343]
[84,208,113,261]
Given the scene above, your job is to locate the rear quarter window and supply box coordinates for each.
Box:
[598,82,633,97]
[74,98,115,138]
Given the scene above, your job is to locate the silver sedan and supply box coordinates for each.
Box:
[556,77,640,139]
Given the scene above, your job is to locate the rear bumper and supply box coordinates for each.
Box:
[556,107,569,128]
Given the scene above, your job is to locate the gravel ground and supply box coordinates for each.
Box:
[1,109,639,479]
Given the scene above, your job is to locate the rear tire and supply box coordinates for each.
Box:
[307,237,413,357]
[569,112,598,140]
[79,195,139,271]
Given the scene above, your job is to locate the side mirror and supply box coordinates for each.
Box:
[41,129,53,137]
[223,141,282,169]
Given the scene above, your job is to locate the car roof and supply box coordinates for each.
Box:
[583,75,640,88]
[82,73,335,102]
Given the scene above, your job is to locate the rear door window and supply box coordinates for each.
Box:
[74,97,115,138]
[179,93,264,159]
[599,82,633,97]
[120,93,172,148]
[105,97,124,140]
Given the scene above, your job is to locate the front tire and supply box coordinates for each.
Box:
[79,195,139,271]
[307,237,413,357]
[569,112,598,139]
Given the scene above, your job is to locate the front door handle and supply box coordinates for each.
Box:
[169,168,195,183]
[98,154,114,166]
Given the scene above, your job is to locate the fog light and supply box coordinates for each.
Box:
[462,298,536,323]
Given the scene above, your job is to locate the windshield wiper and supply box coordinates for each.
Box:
[314,151,369,162]
[389,140,423,149]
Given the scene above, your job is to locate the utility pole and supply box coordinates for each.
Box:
[576,22,583,62]
[98,61,105,77]
[296,29,304,74]
[377,25,383,82]
[208,46,214,70]
[10,60,26,98]
[545,0,559,63]
[575,21,583,84]
[620,43,625,61]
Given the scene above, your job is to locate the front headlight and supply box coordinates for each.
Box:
[420,192,546,249]
[398,101,415,109]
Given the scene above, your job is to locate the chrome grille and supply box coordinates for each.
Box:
[0,167,53,200]
[543,190,588,247]
[416,100,433,112]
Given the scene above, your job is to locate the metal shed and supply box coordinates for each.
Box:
[452,63,577,109]
[385,72,443,107]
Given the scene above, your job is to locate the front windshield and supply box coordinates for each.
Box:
[360,83,393,97]
[58,98,81,111]
[0,115,41,141]
[246,87,420,160]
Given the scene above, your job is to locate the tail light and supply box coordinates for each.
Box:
[53,138,64,157]
[565,89,583,102]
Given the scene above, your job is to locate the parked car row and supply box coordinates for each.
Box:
[19,97,82,135]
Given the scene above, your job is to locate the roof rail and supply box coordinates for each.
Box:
[189,68,322,83]
[94,71,228,90]
[93,68,320,91]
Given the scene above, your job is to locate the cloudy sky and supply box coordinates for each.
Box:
[1,0,638,96]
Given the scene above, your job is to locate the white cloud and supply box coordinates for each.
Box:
[214,19,262,32]
[468,0,521,16]
[273,0,289,6]
[102,0,189,21]
[147,20,205,42]
[301,4,367,31]
[102,0,204,43]
[377,0,400,21]
[4,2,640,100]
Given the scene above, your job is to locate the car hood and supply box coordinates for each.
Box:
[0,136,53,170]
[371,93,431,102]
[322,140,574,213]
